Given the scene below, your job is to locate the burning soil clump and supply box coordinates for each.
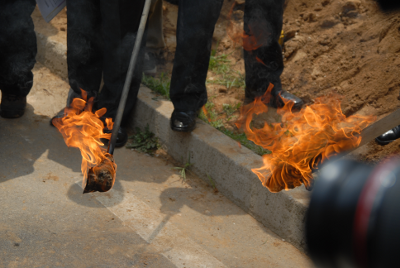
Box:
[236,84,375,193]
[52,90,117,193]
[85,154,116,193]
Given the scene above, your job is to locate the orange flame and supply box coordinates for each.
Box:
[228,22,264,51]
[52,89,117,189]
[256,56,266,65]
[202,106,211,122]
[236,84,375,192]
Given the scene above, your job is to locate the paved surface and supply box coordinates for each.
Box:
[31,7,312,251]
[0,64,312,267]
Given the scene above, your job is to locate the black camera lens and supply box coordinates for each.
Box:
[306,158,400,268]
[375,0,400,11]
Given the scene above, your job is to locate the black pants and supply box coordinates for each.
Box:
[0,0,37,97]
[67,0,146,125]
[170,0,284,111]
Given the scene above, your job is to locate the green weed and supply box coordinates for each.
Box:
[126,124,160,155]
[207,174,218,192]
[208,46,231,74]
[210,119,224,129]
[223,103,241,116]
[218,127,271,156]
[207,72,246,90]
[199,100,270,156]
[142,72,170,99]
[209,54,230,74]
[173,153,193,181]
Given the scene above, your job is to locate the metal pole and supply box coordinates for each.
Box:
[108,0,152,155]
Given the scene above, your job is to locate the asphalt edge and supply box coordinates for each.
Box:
[35,28,310,252]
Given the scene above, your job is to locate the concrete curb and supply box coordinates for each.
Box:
[35,24,310,252]
[130,88,310,251]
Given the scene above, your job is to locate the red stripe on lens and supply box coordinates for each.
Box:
[353,159,398,267]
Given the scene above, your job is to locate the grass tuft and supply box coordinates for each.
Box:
[142,72,170,99]
[222,103,241,116]
[199,101,270,156]
[207,174,218,192]
[126,124,160,155]
[173,153,193,181]
[218,127,272,156]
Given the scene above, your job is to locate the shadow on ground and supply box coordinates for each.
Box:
[0,104,80,181]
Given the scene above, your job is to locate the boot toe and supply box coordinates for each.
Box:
[276,91,304,111]
[244,89,304,112]
[375,126,400,145]
[170,110,198,132]
[50,108,69,126]
[0,94,27,119]
[115,127,128,147]
[0,109,25,118]
[102,127,128,148]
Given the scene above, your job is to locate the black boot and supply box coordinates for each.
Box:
[143,52,157,75]
[170,109,199,132]
[0,93,27,118]
[244,41,303,111]
[50,108,69,127]
[50,88,83,126]
[51,108,128,147]
[375,125,400,145]
[102,127,128,148]
[244,89,303,111]
[273,90,304,111]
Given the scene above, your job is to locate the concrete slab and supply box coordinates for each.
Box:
[32,8,68,81]
[0,63,312,267]
[32,7,311,251]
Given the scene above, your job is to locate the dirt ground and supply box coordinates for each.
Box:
[159,0,400,163]
[46,0,400,163]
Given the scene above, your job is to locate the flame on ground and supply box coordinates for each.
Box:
[52,89,117,190]
[236,84,375,193]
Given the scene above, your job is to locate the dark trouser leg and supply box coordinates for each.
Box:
[169,0,224,112]
[244,0,285,99]
[96,0,146,125]
[67,0,103,102]
[0,0,37,97]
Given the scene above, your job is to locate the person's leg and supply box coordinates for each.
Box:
[144,0,166,74]
[95,0,146,147]
[51,0,103,125]
[146,0,166,50]
[244,0,284,98]
[0,0,37,118]
[67,0,103,101]
[243,0,303,110]
[169,0,224,131]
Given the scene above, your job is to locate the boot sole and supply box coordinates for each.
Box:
[0,110,25,118]
[375,137,393,146]
[170,121,196,132]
